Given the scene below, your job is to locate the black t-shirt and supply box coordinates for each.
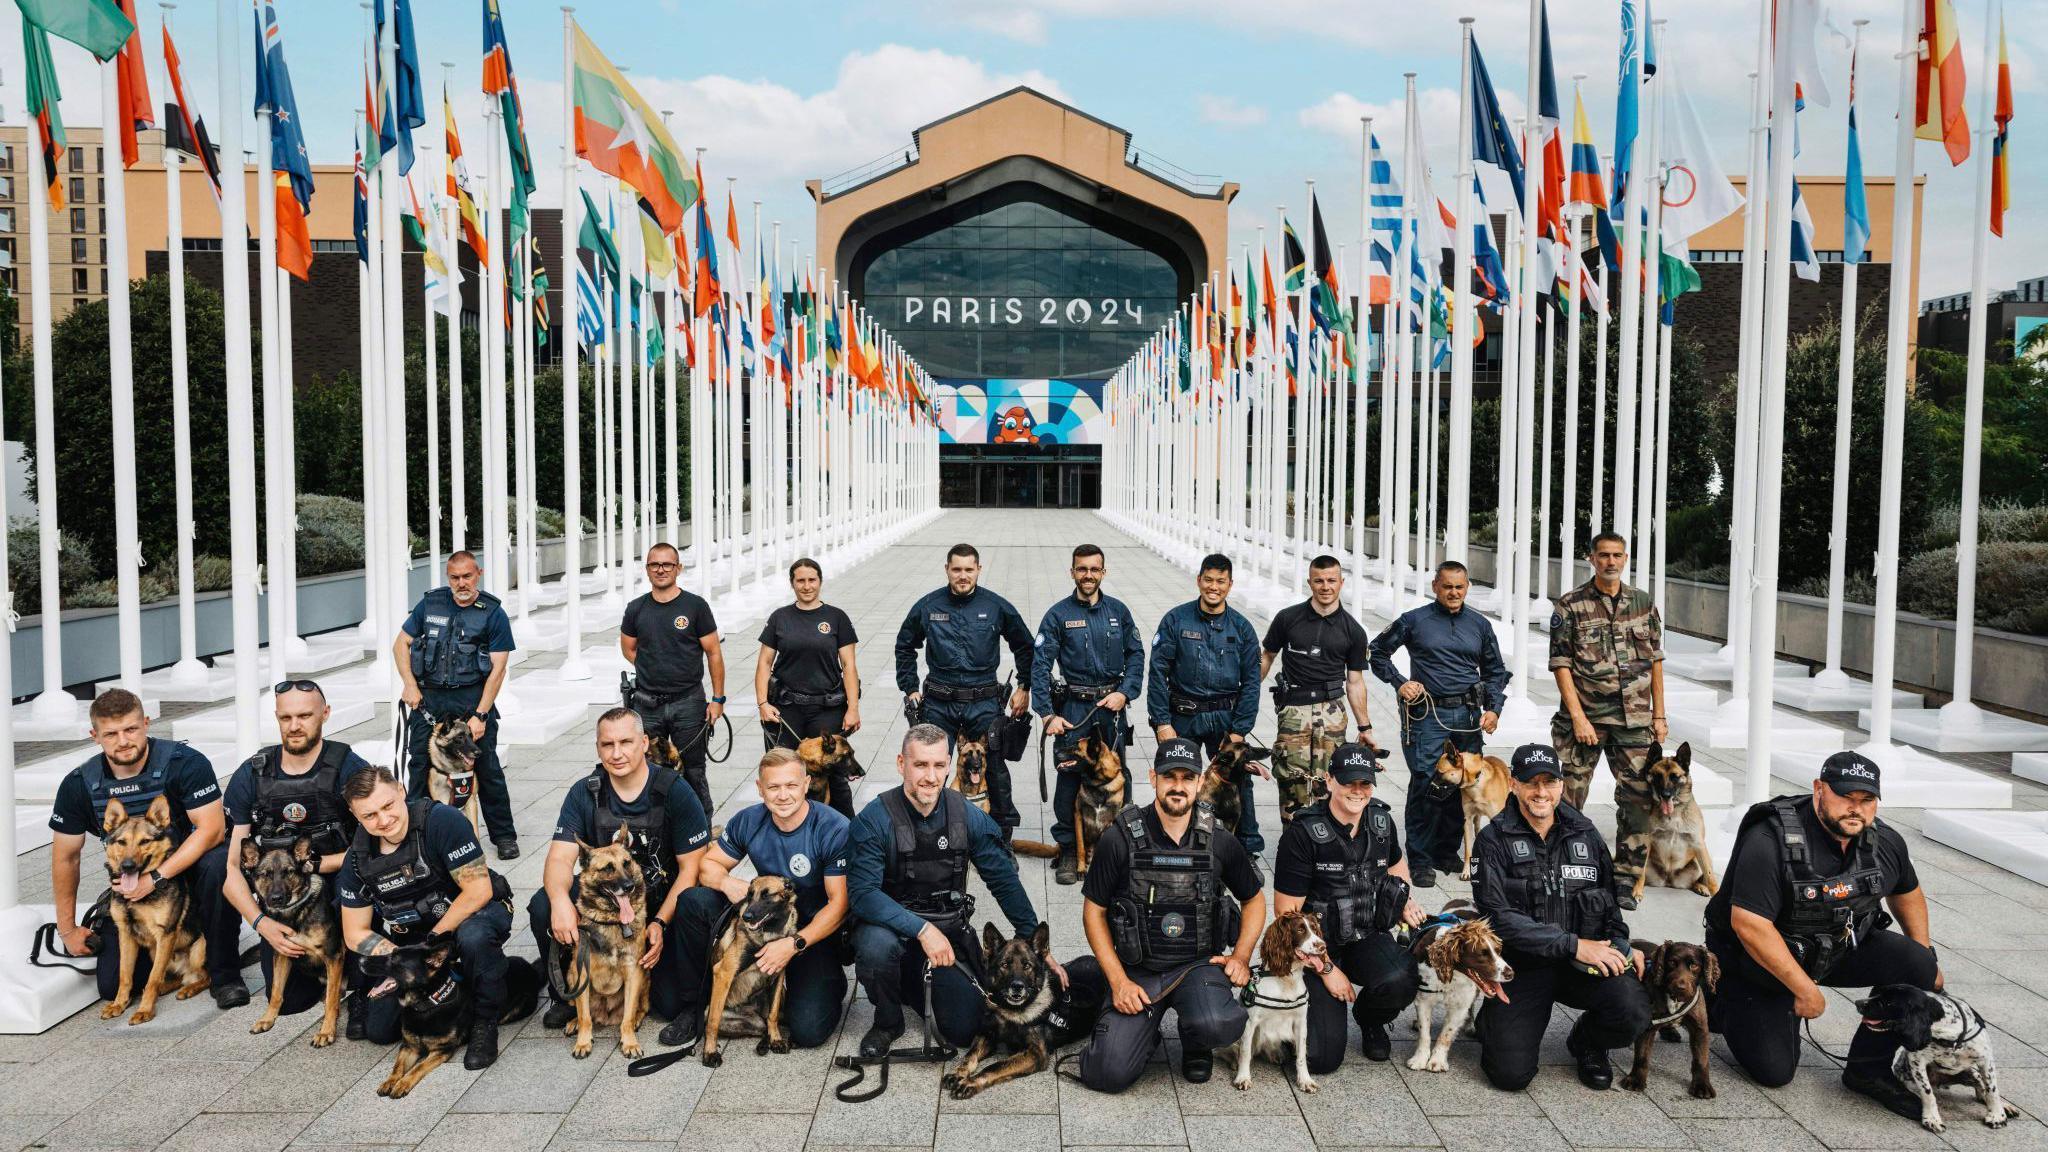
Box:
[1082,804,1265,909]
[622,588,718,695]
[760,603,859,697]
[1272,801,1403,899]
[551,768,712,856]
[1262,602,1373,688]
[1706,796,1919,938]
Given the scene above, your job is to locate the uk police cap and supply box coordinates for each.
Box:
[1154,738,1205,776]
[1329,742,1379,784]
[1510,743,1563,782]
[1820,751,1882,798]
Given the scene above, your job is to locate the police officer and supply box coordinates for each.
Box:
[1032,543,1144,885]
[1472,744,1650,1092]
[847,723,1045,1058]
[339,766,518,1069]
[756,558,862,791]
[1272,743,1424,1071]
[220,680,372,1034]
[1067,737,1264,1092]
[894,544,1035,836]
[667,748,853,1051]
[1148,553,1264,855]
[533,707,711,1033]
[1549,532,1667,909]
[395,550,519,859]
[622,543,727,817]
[1370,560,1509,886]
[1704,753,1938,1119]
[47,689,246,1008]
[1259,555,1378,825]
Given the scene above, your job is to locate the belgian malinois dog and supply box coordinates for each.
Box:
[701,875,800,1067]
[100,796,209,1024]
[943,922,1096,1099]
[1432,745,1511,881]
[240,835,346,1045]
[364,935,542,1098]
[1197,741,1274,837]
[795,732,861,818]
[1629,742,1719,901]
[566,825,651,1059]
[426,717,482,838]
[1012,731,1125,867]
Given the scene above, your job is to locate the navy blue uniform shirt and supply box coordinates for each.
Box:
[1030,592,1145,716]
[1146,600,1262,732]
[894,585,1035,693]
[550,769,712,856]
[1369,600,1511,713]
[718,800,851,919]
[50,739,221,844]
[847,788,1037,939]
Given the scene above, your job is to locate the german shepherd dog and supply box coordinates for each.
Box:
[1197,741,1274,837]
[1623,939,1719,1100]
[1433,745,1511,880]
[951,731,993,814]
[426,717,483,838]
[566,825,651,1059]
[363,936,542,1099]
[796,733,862,818]
[1013,731,1125,866]
[240,835,346,1046]
[1629,743,1719,901]
[943,922,1097,1099]
[100,796,209,1024]
[702,875,800,1067]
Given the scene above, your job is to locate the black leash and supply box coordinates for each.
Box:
[547,932,595,1005]
[671,711,735,764]
[832,963,958,1102]
[28,923,98,972]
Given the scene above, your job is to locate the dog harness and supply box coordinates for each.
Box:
[1296,800,1404,947]
[1745,795,1889,980]
[250,740,355,856]
[349,799,456,940]
[1238,966,1312,1011]
[584,765,683,898]
[880,788,973,924]
[1108,803,1239,969]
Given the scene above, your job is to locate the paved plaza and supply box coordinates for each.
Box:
[8,510,2048,1152]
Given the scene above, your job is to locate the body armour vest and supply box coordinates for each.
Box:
[1494,812,1616,942]
[881,788,972,923]
[350,799,456,940]
[585,766,682,898]
[1745,795,1890,979]
[249,740,355,856]
[1298,799,1403,946]
[1109,803,1240,969]
[82,738,190,845]
[409,588,500,688]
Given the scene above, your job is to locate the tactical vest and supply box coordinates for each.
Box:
[1493,810,1616,941]
[408,587,500,688]
[584,765,682,898]
[249,740,355,856]
[350,799,455,940]
[1744,795,1890,980]
[1109,803,1240,969]
[1297,799,1401,947]
[880,788,972,923]
[82,738,190,845]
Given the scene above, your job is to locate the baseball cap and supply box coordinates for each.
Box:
[1154,737,1205,775]
[1510,744,1563,782]
[1819,750,1881,798]
[1329,743,1380,784]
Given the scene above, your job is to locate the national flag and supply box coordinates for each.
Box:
[725,188,741,252]
[1916,0,1970,166]
[370,0,423,173]
[351,130,369,262]
[1844,50,1872,261]
[1991,10,2012,236]
[443,93,487,262]
[112,0,151,167]
[1310,193,1350,337]
[1782,0,1833,109]
[1282,218,1307,293]
[1366,132,1404,306]
[530,234,551,345]
[1612,0,1643,219]
[1470,178,1510,307]
[15,0,133,58]
[1468,35,1525,209]
[640,207,674,280]
[408,177,454,313]
[1658,70,1744,259]
[160,21,221,201]
[255,2,313,279]
[1789,177,1820,281]
[1260,245,1279,337]
[570,21,697,233]
[579,189,620,284]
[1243,253,1260,354]
[576,263,604,349]
[1568,89,1606,210]
[483,0,536,242]
[20,25,66,209]
[693,159,724,321]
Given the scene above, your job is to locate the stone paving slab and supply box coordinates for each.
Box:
[12,509,2048,1150]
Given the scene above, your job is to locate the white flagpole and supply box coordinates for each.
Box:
[1560,197,1584,594]
[621,185,640,583]
[355,98,386,663]
[443,66,466,557]
[484,99,508,601]
[1654,316,1673,607]
[727,194,744,599]
[1590,154,1612,537]
[1293,190,1313,581]
[1352,124,1372,591]
[104,53,143,693]
[426,185,440,572]
[378,16,409,663]
[162,72,204,682]
[278,263,303,660]
[258,62,288,688]
[1446,18,1477,562]
[1391,75,1418,607]
[558,7,588,679]
[1536,296,1555,605]
[1818,25,1867,689]
[1506,0,1544,718]
[22,66,65,724]
[1612,0,1646,549]
[219,0,260,752]
[1633,23,1667,591]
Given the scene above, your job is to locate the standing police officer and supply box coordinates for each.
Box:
[894,544,1035,837]
[220,681,372,1035]
[395,550,519,859]
[1148,554,1264,854]
[847,724,1043,1058]
[1272,743,1424,1071]
[1704,753,1938,1119]
[1472,744,1650,1092]
[1032,543,1144,885]
[1068,738,1264,1092]
[1549,533,1667,909]
[621,542,727,818]
[1370,561,1509,886]
[1259,555,1377,825]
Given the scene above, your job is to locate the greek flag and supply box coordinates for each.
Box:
[576,264,604,349]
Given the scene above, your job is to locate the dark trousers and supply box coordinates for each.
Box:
[1050,703,1129,849]
[406,684,515,845]
[633,687,713,817]
[671,887,848,1047]
[525,885,690,1024]
[361,900,513,1045]
[1071,958,1247,1094]
[851,920,985,1047]
[1477,957,1652,1091]
[1707,927,1939,1088]
[1401,699,1483,872]
[923,695,1016,830]
[94,843,243,1001]
[1176,710,1261,855]
[1306,932,1422,1074]
[764,699,854,818]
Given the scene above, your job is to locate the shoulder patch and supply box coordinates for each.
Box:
[1305,818,1334,843]
[1509,838,1535,861]
[1549,612,1563,631]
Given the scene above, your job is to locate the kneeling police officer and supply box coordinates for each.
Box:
[1069,737,1265,1092]
[1473,745,1650,1092]
[1705,752,1938,1119]
[1272,742,1424,1072]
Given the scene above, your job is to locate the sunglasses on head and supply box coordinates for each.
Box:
[274,679,325,697]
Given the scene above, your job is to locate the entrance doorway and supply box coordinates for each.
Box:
[939,457,1100,508]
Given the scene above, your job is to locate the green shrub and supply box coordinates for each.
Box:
[296,494,366,577]
[7,517,100,614]
[1899,541,2048,634]
[1917,499,2048,552]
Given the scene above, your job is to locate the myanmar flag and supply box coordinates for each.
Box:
[570,21,697,233]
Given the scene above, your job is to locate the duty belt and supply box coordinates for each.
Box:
[1169,690,1236,716]
[1424,685,1487,709]
[776,687,848,707]
[1062,682,1118,703]
[922,680,1002,703]
[1278,680,1347,707]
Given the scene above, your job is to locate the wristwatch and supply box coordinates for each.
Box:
[711,695,727,705]
[470,710,487,723]
[790,934,810,954]
[147,869,164,886]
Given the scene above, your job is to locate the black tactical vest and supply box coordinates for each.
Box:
[1744,795,1890,979]
[82,738,191,845]
[1493,809,1616,941]
[584,765,682,898]
[350,799,456,940]
[408,587,500,688]
[249,740,355,856]
[881,788,972,922]
[1298,799,1399,947]
[1109,803,1240,969]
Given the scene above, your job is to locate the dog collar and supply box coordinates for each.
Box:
[1238,969,1311,1012]
[1647,986,1703,1029]
[424,971,461,1006]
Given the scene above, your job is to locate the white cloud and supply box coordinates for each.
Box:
[1300,86,1516,180]
[1198,95,1268,128]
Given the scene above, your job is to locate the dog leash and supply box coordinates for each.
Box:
[832,963,960,1103]
[668,711,735,765]
[547,933,596,1004]
[1400,688,1487,735]
[1034,704,1107,803]
[1052,961,1205,1086]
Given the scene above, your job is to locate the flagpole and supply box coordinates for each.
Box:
[1390,75,1418,610]
[22,54,66,725]
[1654,313,1673,607]
[257,48,288,688]
[1505,0,1544,722]
[1590,153,1611,539]
[484,93,509,604]
[1612,0,1646,547]
[1293,188,1313,582]
[219,0,261,753]
[1446,18,1477,563]
[557,8,588,678]
[104,47,143,694]
[162,13,205,682]
[356,92,386,665]
[424,169,441,576]
[1560,174,1584,595]
[1536,286,1555,607]
[1817,25,1867,689]
[441,67,465,557]
[512,217,532,615]
[378,9,410,672]
[1633,21,1667,592]
[727,184,744,600]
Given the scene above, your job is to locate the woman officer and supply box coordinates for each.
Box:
[756,558,862,813]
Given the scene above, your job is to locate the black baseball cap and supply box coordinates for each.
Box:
[1154,738,1205,776]
[1329,743,1379,784]
[1510,744,1564,782]
[1820,751,1881,798]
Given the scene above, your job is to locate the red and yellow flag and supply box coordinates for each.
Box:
[1915,0,1970,167]
[1991,13,2012,236]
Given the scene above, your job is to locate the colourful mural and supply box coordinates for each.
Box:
[934,379,1108,446]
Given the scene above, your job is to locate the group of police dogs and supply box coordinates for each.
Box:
[90,710,2007,1132]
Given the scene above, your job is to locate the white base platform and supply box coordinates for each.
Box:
[512,611,572,652]
[2013,753,2048,785]
[1769,742,2012,809]
[10,694,163,743]
[1856,705,2048,754]
[512,646,631,706]
[14,805,53,856]
[172,694,377,744]
[1664,652,1809,683]
[1582,759,1735,808]
[493,692,593,746]
[1772,675,1925,713]
[1921,810,2048,886]
[94,660,239,704]
[1667,704,1847,753]
[213,633,369,677]
[0,904,101,1033]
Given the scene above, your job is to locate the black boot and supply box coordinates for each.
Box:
[1615,886,1639,912]
[1569,1038,1613,1090]
[1410,867,1437,889]
[542,997,576,1031]
[1360,1022,1392,1062]
[464,1022,501,1070]
[211,979,250,1009]
[659,1009,703,1050]
[494,838,521,861]
[1181,1048,1214,1084]
[346,992,368,1041]
[859,1018,905,1059]
[1055,847,1080,886]
[1843,1066,1925,1120]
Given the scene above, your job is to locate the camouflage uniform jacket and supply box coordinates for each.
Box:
[1548,579,1663,731]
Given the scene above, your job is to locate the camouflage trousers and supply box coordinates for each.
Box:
[1274,700,1348,822]
[1549,713,1655,886]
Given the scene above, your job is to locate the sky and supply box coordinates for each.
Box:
[0,0,2039,303]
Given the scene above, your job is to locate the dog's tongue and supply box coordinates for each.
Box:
[1477,978,1509,1004]
[1660,800,1675,817]
[615,893,635,925]
[115,874,142,898]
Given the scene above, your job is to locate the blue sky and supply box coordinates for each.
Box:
[2,0,2038,301]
